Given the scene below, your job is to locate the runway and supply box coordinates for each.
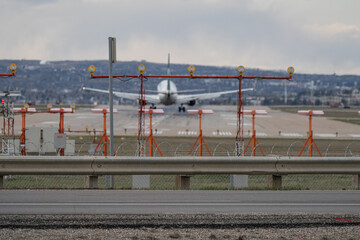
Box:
[1,190,359,214]
[12,105,360,138]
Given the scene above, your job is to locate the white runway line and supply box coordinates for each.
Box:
[280,133,303,137]
[255,132,267,137]
[349,134,360,138]
[314,133,337,138]
[212,131,232,136]
[145,130,163,135]
[40,121,58,125]
[178,131,197,135]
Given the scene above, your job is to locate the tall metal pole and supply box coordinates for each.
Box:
[108,37,115,156]
[108,37,116,188]
[236,76,244,156]
[284,80,288,105]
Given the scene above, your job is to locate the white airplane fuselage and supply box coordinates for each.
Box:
[157,80,178,106]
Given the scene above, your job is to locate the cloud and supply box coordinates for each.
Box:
[0,0,360,75]
[304,23,360,39]
[4,0,58,6]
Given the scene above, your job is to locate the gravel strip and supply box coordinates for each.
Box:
[0,214,359,239]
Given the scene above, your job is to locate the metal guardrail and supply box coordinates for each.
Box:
[1,156,360,175]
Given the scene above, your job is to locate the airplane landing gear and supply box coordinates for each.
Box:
[178,105,185,112]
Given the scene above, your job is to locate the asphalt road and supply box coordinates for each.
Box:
[0,190,359,214]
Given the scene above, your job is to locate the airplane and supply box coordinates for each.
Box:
[83,54,253,112]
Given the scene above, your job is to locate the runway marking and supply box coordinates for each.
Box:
[281,133,303,137]
[252,132,267,137]
[178,131,197,135]
[145,130,163,135]
[212,131,232,136]
[1,203,360,206]
[314,133,336,138]
[40,121,58,125]
[349,134,360,138]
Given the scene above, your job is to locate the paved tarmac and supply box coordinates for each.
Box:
[12,105,360,138]
[0,190,359,214]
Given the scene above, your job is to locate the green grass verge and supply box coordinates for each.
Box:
[3,174,356,190]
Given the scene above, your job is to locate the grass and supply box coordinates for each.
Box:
[3,174,357,190]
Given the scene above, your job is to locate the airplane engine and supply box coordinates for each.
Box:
[187,100,196,106]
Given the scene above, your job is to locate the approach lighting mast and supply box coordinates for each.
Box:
[188,109,213,156]
[141,108,164,157]
[88,63,294,156]
[298,110,323,157]
[243,110,267,156]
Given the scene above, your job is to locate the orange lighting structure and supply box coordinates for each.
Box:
[88,64,294,157]
[243,110,267,156]
[91,108,118,156]
[48,105,75,156]
[12,105,36,156]
[298,110,324,157]
[140,109,164,157]
[0,64,17,77]
[188,109,213,156]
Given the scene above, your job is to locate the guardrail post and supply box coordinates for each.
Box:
[85,176,98,189]
[175,175,191,190]
[0,176,3,189]
[268,175,282,189]
[353,175,360,190]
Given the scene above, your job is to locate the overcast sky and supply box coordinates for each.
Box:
[1,0,360,75]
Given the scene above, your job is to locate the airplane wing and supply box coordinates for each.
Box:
[176,88,253,104]
[82,87,161,104]
[0,91,21,97]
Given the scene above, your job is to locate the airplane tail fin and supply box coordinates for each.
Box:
[167,53,171,91]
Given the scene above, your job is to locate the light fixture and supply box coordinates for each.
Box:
[47,104,52,111]
[88,65,96,76]
[188,65,195,76]
[237,65,245,76]
[138,64,145,74]
[287,66,295,77]
[24,104,29,110]
[9,64,17,74]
